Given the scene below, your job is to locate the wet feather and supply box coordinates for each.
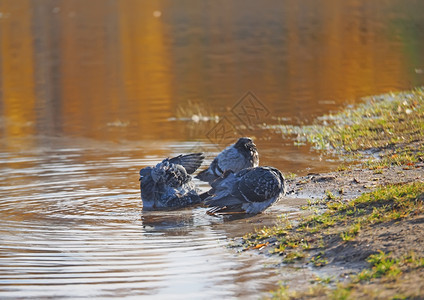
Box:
[204,166,286,215]
[139,153,205,210]
[196,137,259,183]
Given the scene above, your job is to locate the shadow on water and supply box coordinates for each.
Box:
[1,0,424,298]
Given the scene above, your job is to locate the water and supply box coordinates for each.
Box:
[1,0,424,298]
[0,140,307,299]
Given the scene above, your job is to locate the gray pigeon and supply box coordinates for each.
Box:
[139,153,204,210]
[203,166,286,215]
[196,137,259,183]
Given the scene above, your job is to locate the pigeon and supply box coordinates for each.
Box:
[196,137,259,183]
[139,153,205,210]
[203,166,286,215]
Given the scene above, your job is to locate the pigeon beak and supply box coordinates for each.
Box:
[139,176,143,181]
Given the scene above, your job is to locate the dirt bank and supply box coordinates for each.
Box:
[242,164,424,299]
[287,163,424,203]
[242,88,424,299]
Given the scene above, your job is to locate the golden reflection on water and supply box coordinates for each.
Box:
[0,0,36,144]
[0,0,423,174]
[118,0,173,139]
[56,0,173,140]
[0,0,423,147]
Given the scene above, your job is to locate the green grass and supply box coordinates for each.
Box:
[355,251,401,281]
[250,182,424,299]
[283,251,307,263]
[275,87,424,167]
[312,276,333,284]
[284,172,297,180]
[340,222,361,241]
[310,252,329,267]
[268,251,424,299]
[325,190,337,200]
[259,89,424,298]
[244,182,424,268]
[250,181,423,242]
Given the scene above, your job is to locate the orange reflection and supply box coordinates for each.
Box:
[117,0,174,140]
[0,0,422,147]
[281,0,410,107]
[0,0,36,145]
[53,0,175,141]
[59,0,121,140]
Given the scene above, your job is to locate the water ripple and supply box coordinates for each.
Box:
[0,145,293,299]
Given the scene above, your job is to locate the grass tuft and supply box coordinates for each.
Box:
[274,87,424,167]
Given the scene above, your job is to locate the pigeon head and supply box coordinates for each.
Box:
[234,137,256,150]
[139,167,152,181]
[234,137,258,163]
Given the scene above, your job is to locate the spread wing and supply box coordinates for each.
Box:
[169,153,204,174]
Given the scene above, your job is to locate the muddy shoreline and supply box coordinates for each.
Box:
[239,163,424,299]
[287,162,424,263]
[240,88,424,299]
[287,163,424,203]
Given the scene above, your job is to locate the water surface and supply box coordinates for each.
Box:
[1,0,424,298]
